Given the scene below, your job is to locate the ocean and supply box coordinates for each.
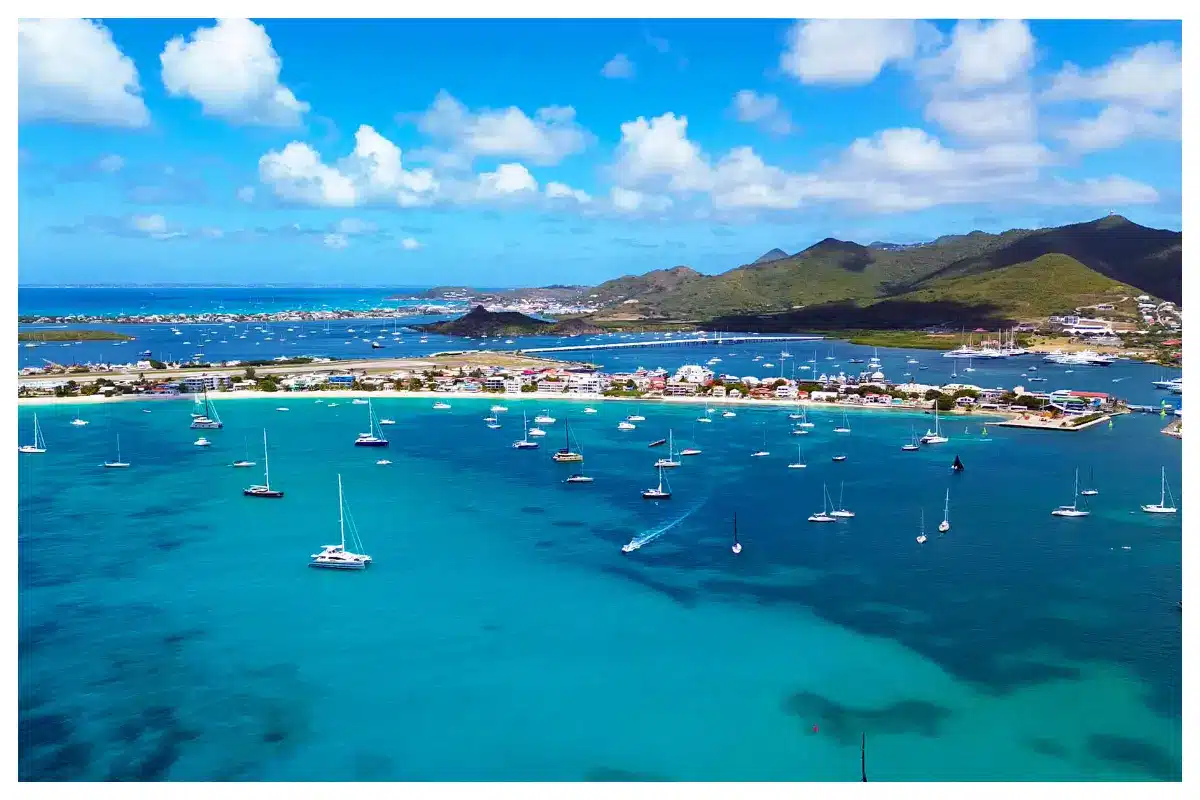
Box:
[17,387,1183,780]
[18,287,440,317]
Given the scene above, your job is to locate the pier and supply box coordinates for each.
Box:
[517,334,823,355]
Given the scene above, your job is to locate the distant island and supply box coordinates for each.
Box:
[413,305,604,337]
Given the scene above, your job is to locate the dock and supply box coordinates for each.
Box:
[995,413,1114,432]
[517,334,823,355]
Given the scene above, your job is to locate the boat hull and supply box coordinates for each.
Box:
[308,560,367,570]
[354,439,389,447]
[244,489,285,498]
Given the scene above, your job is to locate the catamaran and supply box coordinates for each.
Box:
[831,482,854,518]
[1141,467,1178,514]
[732,513,742,554]
[808,483,837,522]
[309,475,372,569]
[243,429,284,498]
[490,404,508,413]
[618,420,636,431]
[513,412,539,449]
[654,429,681,468]
[534,410,556,424]
[641,465,672,499]
[788,443,806,469]
[552,419,584,462]
[938,489,950,532]
[354,399,389,447]
[1051,469,1090,517]
[19,414,47,454]
[920,406,948,444]
[833,410,851,434]
[190,387,224,429]
[103,434,130,468]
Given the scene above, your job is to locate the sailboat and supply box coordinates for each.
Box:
[512,411,539,449]
[232,437,256,467]
[938,489,950,532]
[920,405,948,444]
[808,483,837,522]
[70,416,89,427]
[916,510,928,544]
[680,424,702,456]
[654,429,681,468]
[432,401,451,410]
[243,430,284,498]
[641,465,672,499]
[1080,468,1099,497]
[830,482,854,517]
[751,424,769,457]
[732,513,742,554]
[722,410,736,418]
[552,419,584,462]
[788,443,806,469]
[102,434,130,468]
[354,399,389,447]
[797,407,815,428]
[534,409,556,424]
[627,407,646,422]
[1141,467,1178,514]
[833,410,851,434]
[309,475,372,569]
[618,419,636,431]
[18,414,47,454]
[190,387,223,429]
[788,399,803,420]
[1051,469,1090,517]
[902,426,920,451]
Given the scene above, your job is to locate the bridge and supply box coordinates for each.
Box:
[516,334,824,355]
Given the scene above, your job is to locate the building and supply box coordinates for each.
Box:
[664,380,698,396]
[673,364,714,384]
[181,374,233,392]
[327,374,354,386]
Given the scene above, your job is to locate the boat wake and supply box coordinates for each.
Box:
[622,498,707,552]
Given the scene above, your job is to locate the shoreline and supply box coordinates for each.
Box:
[16,388,1010,420]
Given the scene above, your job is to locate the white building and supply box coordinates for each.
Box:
[673,364,714,384]
[181,374,232,392]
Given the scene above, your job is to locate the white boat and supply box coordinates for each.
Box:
[583,407,597,414]
[832,454,847,462]
[627,410,646,422]
[190,387,224,429]
[920,406,948,444]
[309,475,372,569]
[376,459,392,465]
[618,420,636,431]
[194,437,212,447]
[276,407,290,412]
[751,424,769,457]
[352,399,369,405]
[534,410,556,424]
[552,419,584,463]
[938,489,950,532]
[788,443,806,469]
[1051,469,1090,517]
[484,416,498,423]
[243,430,284,498]
[902,426,920,451]
[433,401,451,410]
[354,399,389,447]
[732,513,742,554]
[70,417,89,427]
[916,510,928,544]
[808,483,837,522]
[654,429,681,468]
[512,412,539,449]
[1080,467,1099,496]
[641,465,671,499]
[722,411,736,418]
[697,416,712,423]
[379,418,396,425]
[486,422,501,429]
[528,427,546,437]
[19,414,47,454]
[830,482,854,517]
[103,434,130,468]
[1141,467,1178,514]
[491,404,509,413]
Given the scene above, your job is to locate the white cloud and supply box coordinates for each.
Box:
[258,125,437,208]
[401,237,422,251]
[1050,175,1159,206]
[323,233,349,249]
[131,214,167,233]
[416,90,590,166]
[610,187,672,214]
[921,20,1035,90]
[730,90,793,135]
[335,218,375,235]
[779,20,938,86]
[160,18,309,127]
[546,181,592,204]
[602,53,635,79]
[237,185,256,203]
[1044,41,1180,110]
[613,112,712,192]
[925,91,1036,142]
[96,154,125,173]
[475,163,538,199]
[18,18,149,127]
[1053,104,1180,153]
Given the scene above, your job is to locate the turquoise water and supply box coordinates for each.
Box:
[18,392,1182,780]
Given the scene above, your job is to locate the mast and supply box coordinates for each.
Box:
[733,512,738,544]
[338,474,345,549]
[861,733,867,782]
[944,489,949,519]
[1161,467,1167,506]
[1073,468,1079,509]
[263,429,270,489]
[116,434,121,462]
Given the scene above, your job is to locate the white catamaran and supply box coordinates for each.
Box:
[1051,469,1090,517]
[354,399,389,447]
[190,387,224,429]
[19,414,47,454]
[309,475,372,569]
[920,405,948,444]
[552,419,584,462]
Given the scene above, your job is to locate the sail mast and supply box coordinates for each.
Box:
[338,474,345,549]
[263,429,270,489]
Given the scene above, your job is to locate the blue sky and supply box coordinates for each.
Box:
[18,18,1182,286]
